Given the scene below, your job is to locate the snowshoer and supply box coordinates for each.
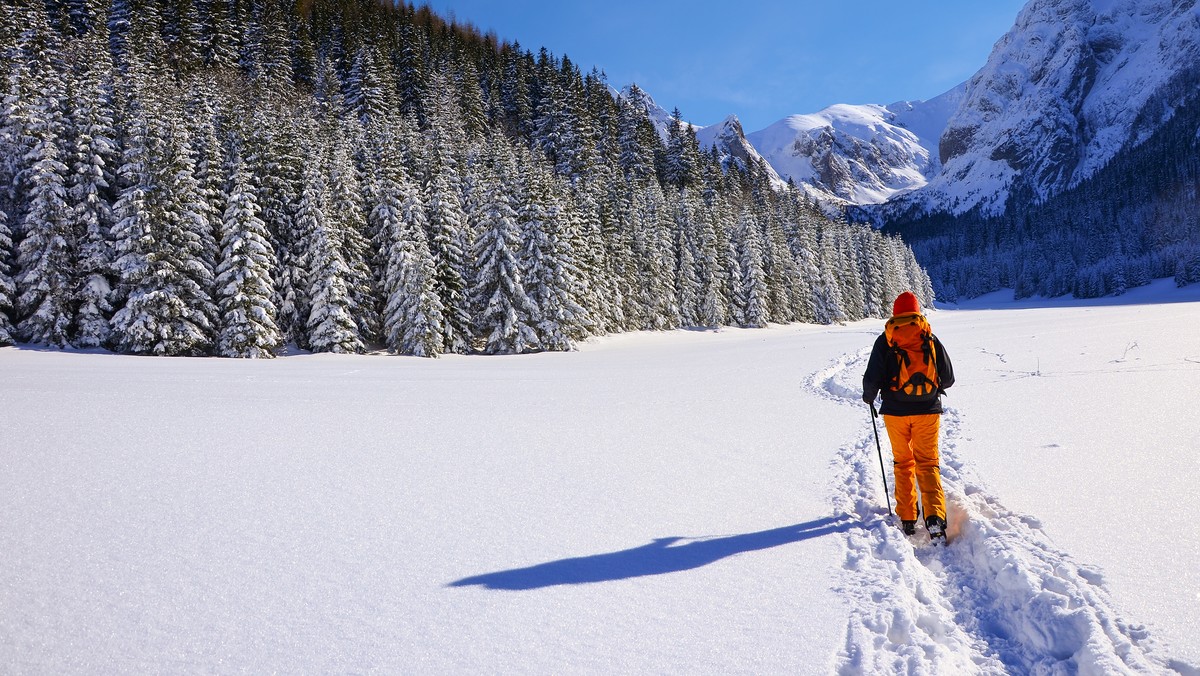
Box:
[862,291,955,543]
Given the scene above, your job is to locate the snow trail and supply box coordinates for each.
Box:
[811,349,1187,675]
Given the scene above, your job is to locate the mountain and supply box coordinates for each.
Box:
[643,0,1200,227]
[693,115,787,188]
[745,91,962,206]
[872,0,1200,301]
[887,0,1200,218]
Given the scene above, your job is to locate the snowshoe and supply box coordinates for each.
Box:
[901,520,917,536]
[925,516,947,545]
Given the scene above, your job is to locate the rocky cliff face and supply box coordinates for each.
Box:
[899,0,1200,216]
[694,115,786,186]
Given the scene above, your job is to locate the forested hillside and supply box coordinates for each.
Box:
[0,0,931,356]
[887,66,1200,302]
[892,66,1200,301]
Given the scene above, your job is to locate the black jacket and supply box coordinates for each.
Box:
[862,330,955,416]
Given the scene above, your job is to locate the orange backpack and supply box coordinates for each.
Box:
[884,313,940,402]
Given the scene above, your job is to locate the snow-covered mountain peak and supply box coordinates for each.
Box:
[910,0,1200,216]
[695,114,787,187]
[745,101,950,206]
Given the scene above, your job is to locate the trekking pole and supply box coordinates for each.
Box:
[868,402,893,516]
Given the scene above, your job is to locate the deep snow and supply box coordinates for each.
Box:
[3,282,1200,673]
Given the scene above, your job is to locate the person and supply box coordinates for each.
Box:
[862,291,955,543]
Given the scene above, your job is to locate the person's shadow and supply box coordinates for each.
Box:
[448,514,856,591]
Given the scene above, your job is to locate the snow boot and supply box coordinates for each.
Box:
[926,516,947,545]
[901,520,917,536]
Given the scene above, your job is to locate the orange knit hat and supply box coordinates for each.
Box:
[892,291,920,316]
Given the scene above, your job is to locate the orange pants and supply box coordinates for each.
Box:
[883,414,945,522]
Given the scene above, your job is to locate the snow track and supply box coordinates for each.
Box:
[811,350,1190,675]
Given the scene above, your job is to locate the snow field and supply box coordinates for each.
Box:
[4,288,1200,673]
[1,327,861,673]
[814,302,1200,673]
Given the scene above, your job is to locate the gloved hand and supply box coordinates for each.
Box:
[862,389,878,405]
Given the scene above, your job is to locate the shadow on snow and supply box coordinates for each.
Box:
[448,514,856,591]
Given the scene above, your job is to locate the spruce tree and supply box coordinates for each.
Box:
[423,150,472,353]
[325,125,379,344]
[214,143,281,358]
[109,74,216,356]
[517,157,588,350]
[469,147,538,354]
[379,174,445,357]
[68,31,118,348]
[733,210,769,328]
[306,219,364,354]
[673,192,702,326]
[371,125,445,357]
[15,53,75,347]
[0,211,16,345]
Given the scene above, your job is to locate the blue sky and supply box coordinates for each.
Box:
[417,1,1029,132]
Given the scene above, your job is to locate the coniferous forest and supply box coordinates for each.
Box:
[885,67,1200,303]
[0,0,933,357]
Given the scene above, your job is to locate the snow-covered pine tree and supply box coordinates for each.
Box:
[661,107,686,188]
[595,178,638,333]
[782,200,820,324]
[395,22,429,126]
[695,199,732,328]
[832,225,865,321]
[198,0,241,70]
[300,150,364,355]
[856,228,889,318]
[273,117,323,350]
[325,123,379,344]
[0,15,35,235]
[421,79,472,352]
[345,41,392,127]
[453,54,488,142]
[67,30,118,348]
[469,146,538,354]
[563,183,613,334]
[0,210,15,345]
[615,95,654,182]
[761,213,802,323]
[252,0,293,96]
[306,219,365,354]
[372,126,445,357]
[214,141,281,358]
[733,209,769,328]
[672,191,702,326]
[812,225,848,325]
[384,193,444,357]
[630,180,679,330]
[497,44,533,140]
[517,154,587,351]
[109,71,216,356]
[15,45,75,347]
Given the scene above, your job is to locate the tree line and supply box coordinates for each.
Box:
[0,0,933,356]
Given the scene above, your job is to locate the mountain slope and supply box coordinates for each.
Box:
[745,92,962,206]
[891,0,1200,217]
[693,115,787,187]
